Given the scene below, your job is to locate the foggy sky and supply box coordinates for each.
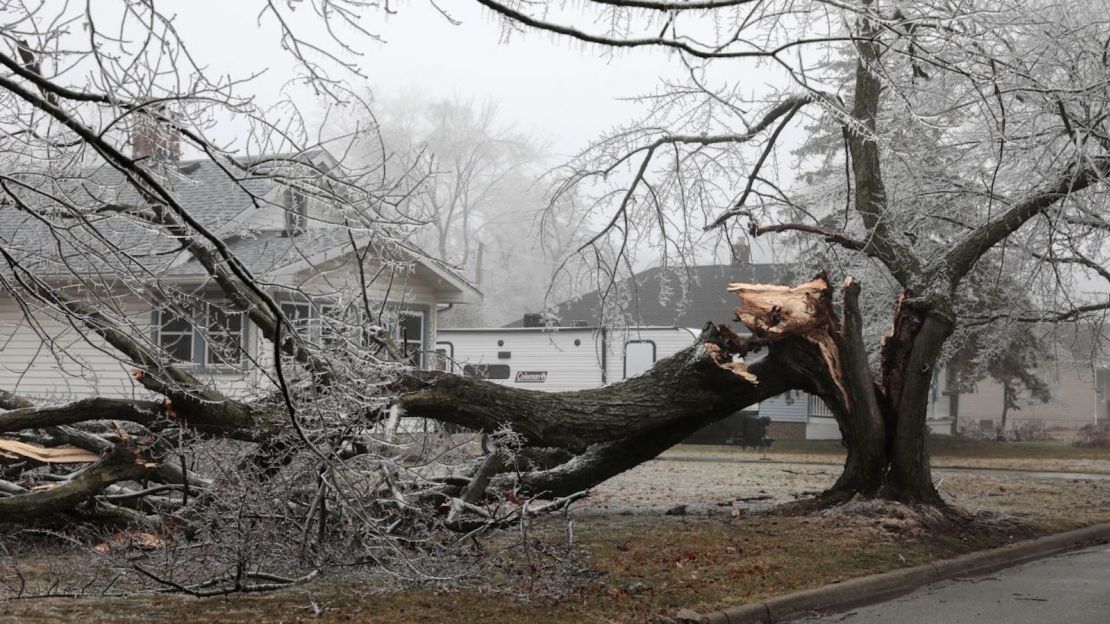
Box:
[174,2,683,157]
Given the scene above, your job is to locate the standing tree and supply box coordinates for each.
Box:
[464,0,1110,504]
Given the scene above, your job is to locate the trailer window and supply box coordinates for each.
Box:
[624,341,656,379]
[463,364,511,380]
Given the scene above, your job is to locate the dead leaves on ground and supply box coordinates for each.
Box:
[92,530,169,554]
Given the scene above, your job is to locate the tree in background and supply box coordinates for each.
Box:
[362,94,592,326]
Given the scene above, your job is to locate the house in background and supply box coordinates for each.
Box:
[946,328,1110,434]
[0,136,479,403]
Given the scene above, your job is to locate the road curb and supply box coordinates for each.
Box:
[687,522,1110,624]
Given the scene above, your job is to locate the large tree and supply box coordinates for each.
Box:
[462,0,1110,503]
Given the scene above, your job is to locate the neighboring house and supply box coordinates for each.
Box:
[945,353,1110,435]
[0,140,479,403]
[441,261,853,440]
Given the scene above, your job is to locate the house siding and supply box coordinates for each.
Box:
[757,390,809,423]
[0,261,447,402]
[955,360,1100,431]
[0,293,263,402]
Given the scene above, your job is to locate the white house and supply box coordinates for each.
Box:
[0,146,479,403]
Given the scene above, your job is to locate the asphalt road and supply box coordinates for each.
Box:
[797,545,1110,624]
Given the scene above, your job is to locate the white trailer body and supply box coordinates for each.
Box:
[435,326,699,392]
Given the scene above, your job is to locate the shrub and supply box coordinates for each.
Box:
[1074,423,1110,448]
[1010,421,1051,442]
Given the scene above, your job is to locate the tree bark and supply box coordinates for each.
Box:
[875,299,951,505]
[395,323,769,451]
[508,337,826,496]
[0,445,153,523]
[823,278,888,498]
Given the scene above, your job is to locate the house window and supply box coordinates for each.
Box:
[397,309,425,367]
[320,303,365,349]
[280,300,313,335]
[206,306,244,365]
[156,301,246,367]
[276,298,428,366]
[283,188,307,236]
[158,305,196,362]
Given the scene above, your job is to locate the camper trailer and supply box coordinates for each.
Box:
[435,325,698,392]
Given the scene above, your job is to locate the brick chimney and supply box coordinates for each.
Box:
[731,241,751,265]
[131,109,181,162]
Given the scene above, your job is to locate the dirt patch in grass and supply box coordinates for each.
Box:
[6,456,1110,623]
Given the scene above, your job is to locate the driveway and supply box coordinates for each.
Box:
[797,545,1110,623]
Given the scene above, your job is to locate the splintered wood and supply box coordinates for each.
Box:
[703,341,759,383]
[727,277,832,337]
[728,275,851,410]
[0,439,100,464]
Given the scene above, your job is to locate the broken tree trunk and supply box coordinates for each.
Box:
[399,277,861,499]
[0,445,154,523]
[491,274,947,506]
[876,296,951,505]
[821,278,888,498]
[394,323,772,451]
[506,336,830,497]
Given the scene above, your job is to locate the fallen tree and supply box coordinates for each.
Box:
[0,275,849,524]
[2,0,1109,599]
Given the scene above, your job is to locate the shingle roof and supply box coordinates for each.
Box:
[166,229,368,277]
[0,156,481,300]
[506,263,796,328]
[0,157,282,276]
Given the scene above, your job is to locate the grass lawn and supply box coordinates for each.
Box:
[6,440,1110,623]
[770,435,1110,461]
[0,514,1043,624]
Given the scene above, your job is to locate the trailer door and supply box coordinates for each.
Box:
[624,341,656,379]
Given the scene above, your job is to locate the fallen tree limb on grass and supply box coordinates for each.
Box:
[0,445,155,523]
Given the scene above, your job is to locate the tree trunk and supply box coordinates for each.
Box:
[875,301,952,505]
[508,338,826,497]
[823,279,888,498]
[395,323,775,451]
